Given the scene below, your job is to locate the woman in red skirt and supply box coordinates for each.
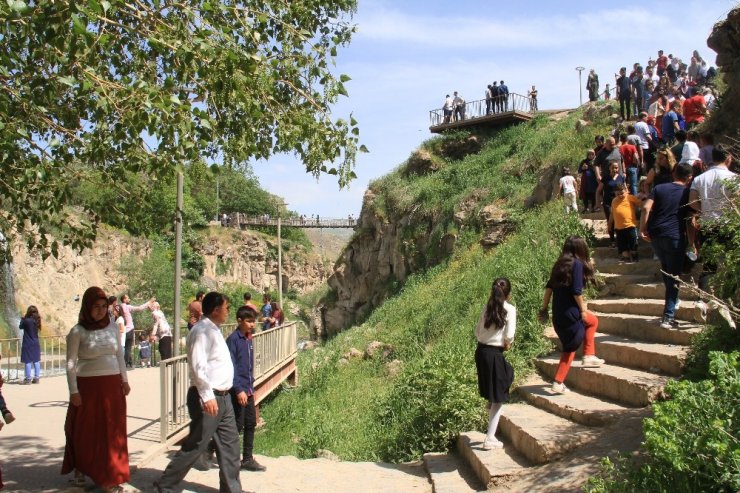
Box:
[62,287,131,492]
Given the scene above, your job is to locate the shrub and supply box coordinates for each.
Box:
[585,351,740,493]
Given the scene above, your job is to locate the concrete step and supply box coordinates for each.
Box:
[580,211,607,221]
[516,375,635,426]
[598,273,699,300]
[423,452,484,492]
[498,403,601,465]
[595,257,661,275]
[589,298,705,323]
[457,431,529,489]
[535,355,669,407]
[544,328,688,376]
[594,311,702,346]
[592,244,655,259]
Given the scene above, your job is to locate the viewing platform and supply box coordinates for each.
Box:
[429,93,536,133]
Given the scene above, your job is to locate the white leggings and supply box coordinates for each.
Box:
[486,402,503,443]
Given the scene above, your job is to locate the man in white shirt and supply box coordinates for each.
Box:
[689,145,738,290]
[155,292,244,493]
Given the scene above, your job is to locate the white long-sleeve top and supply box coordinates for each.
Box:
[475,301,517,347]
[187,317,234,403]
[150,309,172,339]
[66,321,128,394]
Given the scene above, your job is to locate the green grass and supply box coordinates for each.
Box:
[255,105,612,462]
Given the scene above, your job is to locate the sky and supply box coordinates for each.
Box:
[255,0,738,218]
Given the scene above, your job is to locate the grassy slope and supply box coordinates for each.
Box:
[255,105,616,462]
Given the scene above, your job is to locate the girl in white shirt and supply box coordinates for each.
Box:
[474,277,516,450]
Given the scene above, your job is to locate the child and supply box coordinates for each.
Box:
[138,334,151,368]
[475,278,516,450]
[558,167,578,214]
[0,353,16,429]
[609,183,642,262]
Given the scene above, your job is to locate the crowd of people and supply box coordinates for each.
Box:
[585,49,718,122]
[475,50,736,447]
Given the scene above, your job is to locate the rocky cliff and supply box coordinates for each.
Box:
[318,177,511,339]
[8,226,331,336]
[706,5,740,143]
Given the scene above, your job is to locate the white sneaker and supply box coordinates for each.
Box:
[581,355,605,368]
[482,439,504,450]
[551,381,569,394]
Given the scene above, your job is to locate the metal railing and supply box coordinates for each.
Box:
[429,92,536,127]
[221,213,357,229]
[0,335,66,381]
[159,321,297,443]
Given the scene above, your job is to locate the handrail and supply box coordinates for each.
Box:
[429,92,536,127]
[159,321,297,443]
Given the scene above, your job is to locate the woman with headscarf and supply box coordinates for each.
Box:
[62,287,130,492]
[19,306,42,384]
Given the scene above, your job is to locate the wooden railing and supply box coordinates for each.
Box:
[429,92,536,127]
[159,321,298,443]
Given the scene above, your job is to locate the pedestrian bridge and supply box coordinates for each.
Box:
[223,213,356,229]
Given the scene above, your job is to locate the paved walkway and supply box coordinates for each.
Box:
[1,370,432,493]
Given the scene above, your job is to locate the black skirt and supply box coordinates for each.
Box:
[475,343,514,403]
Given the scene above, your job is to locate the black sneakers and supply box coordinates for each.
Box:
[240,457,266,472]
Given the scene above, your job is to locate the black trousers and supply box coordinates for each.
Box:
[231,392,257,461]
[619,96,632,119]
[158,336,173,361]
[124,330,134,367]
[157,387,242,492]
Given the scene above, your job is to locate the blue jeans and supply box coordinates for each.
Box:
[651,236,684,319]
[24,361,40,381]
[626,167,639,196]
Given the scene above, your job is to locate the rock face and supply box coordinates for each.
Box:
[10,228,148,336]
[706,6,740,143]
[317,188,511,338]
[200,228,330,295]
[9,227,331,336]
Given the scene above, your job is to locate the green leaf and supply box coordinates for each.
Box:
[169,95,181,105]
[359,145,369,153]
[71,14,87,35]
[339,74,351,83]
[101,0,110,12]
[8,0,26,12]
[58,76,76,87]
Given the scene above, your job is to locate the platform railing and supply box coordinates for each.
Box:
[222,213,357,229]
[0,335,66,381]
[429,92,536,127]
[159,321,297,443]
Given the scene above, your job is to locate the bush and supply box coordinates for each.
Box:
[585,351,740,493]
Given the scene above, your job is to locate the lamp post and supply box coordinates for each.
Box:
[576,66,585,106]
[274,199,286,309]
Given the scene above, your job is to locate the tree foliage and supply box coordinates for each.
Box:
[0,0,362,259]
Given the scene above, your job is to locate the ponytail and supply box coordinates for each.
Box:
[484,278,511,329]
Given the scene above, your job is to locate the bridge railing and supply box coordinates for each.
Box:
[429,92,535,127]
[0,335,66,381]
[159,321,297,443]
[222,213,357,229]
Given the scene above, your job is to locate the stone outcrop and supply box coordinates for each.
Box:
[200,228,330,295]
[706,6,740,143]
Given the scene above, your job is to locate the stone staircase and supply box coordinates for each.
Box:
[422,212,704,492]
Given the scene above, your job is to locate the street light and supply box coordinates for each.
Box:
[575,66,585,106]
[274,199,286,310]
